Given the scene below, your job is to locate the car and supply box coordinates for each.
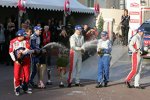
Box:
[128,19,150,58]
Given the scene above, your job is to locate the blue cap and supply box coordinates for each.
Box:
[16,29,26,37]
[101,31,108,36]
[34,26,42,31]
[75,25,82,30]
[137,27,145,33]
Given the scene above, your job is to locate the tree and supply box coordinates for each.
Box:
[97,14,104,39]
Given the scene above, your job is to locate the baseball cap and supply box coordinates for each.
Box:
[137,27,145,33]
[34,26,42,31]
[101,31,108,36]
[75,25,82,30]
[16,29,26,37]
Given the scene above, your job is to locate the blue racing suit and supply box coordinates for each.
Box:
[30,33,41,83]
[97,39,112,84]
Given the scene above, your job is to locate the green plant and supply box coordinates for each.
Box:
[97,14,104,39]
[56,54,68,67]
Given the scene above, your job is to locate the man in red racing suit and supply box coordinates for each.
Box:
[9,29,33,96]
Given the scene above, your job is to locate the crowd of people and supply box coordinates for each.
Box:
[0,16,100,96]
[0,17,99,65]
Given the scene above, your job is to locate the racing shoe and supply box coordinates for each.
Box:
[24,89,32,94]
[134,85,145,89]
[67,83,72,88]
[46,80,52,85]
[15,92,20,96]
[125,81,133,88]
[104,82,108,87]
[96,83,103,88]
[59,82,65,88]
[29,82,37,88]
[15,86,20,96]
[75,83,82,87]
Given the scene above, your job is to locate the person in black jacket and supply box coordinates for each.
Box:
[121,9,130,46]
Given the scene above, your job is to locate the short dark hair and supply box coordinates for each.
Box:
[25,28,32,32]
[124,9,128,13]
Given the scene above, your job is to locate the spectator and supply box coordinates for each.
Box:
[120,9,130,46]
[59,26,68,46]
[43,25,51,46]
[7,18,16,39]
[82,24,90,41]
[0,23,5,64]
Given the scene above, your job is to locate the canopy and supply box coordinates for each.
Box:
[0,0,94,14]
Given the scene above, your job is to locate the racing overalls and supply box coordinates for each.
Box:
[68,33,84,84]
[9,37,31,92]
[97,39,112,84]
[30,33,41,84]
[126,33,144,87]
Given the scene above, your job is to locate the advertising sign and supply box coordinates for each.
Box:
[127,0,141,36]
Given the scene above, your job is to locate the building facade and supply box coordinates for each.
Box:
[78,0,120,9]
[78,0,105,8]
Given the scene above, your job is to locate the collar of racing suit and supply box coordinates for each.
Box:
[34,32,40,37]
[75,33,81,39]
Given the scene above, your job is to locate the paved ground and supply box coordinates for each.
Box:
[1,45,150,100]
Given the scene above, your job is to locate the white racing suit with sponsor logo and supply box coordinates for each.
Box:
[126,33,144,87]
[68,33,84,84]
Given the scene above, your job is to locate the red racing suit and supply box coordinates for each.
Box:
[9,37,31,90]
[20,37,31,83]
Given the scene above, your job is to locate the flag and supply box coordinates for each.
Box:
[94,2,100,16]
[17,0,26,12]
[64,0,70,16]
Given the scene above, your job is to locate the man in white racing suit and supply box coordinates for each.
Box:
[67,25,85,87]
[125,27,145,89]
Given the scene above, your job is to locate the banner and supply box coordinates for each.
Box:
[127,0,141,40]
[127,0,141,31]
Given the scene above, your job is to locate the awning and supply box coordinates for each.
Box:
[0,0,94,14]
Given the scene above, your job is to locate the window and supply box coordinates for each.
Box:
[87,0,94,7]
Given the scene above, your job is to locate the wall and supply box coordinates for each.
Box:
[96,9,124,35]
[105,0,120,9]
[143,10,150,21]
[78,0,85,5]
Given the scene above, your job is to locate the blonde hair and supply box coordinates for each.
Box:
[44,25,49,29]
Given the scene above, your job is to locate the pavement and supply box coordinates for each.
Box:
[1,45,150,100]
[80,45,128,80]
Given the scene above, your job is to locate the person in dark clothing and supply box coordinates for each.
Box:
[37,49,47,89]
[59,26,68,46]
[82,24,90,41]
[0,24,5,64]
[121,9,130,46]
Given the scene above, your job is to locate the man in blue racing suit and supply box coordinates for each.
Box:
[29,26,42,87]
